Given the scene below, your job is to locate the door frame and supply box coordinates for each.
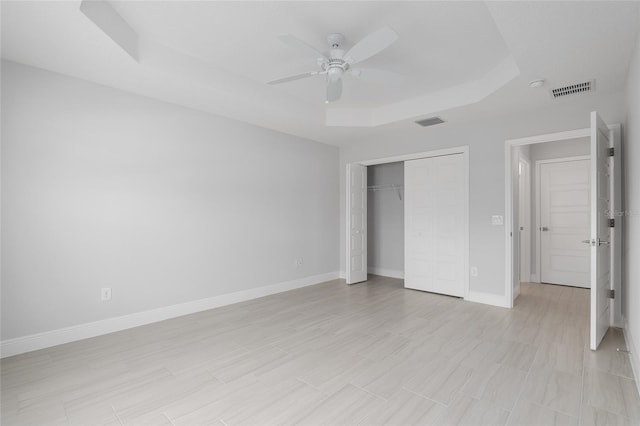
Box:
[518,153,531,286]
[504,125,621,328]
[346,146,469,299]
[535,155,591,286]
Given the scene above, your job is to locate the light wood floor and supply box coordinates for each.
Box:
[2,277,639,425]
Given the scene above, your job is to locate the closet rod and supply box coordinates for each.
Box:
[367,184,403,200]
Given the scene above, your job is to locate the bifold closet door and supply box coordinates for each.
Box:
[404,154,465,297]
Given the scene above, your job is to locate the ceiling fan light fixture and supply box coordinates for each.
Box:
[270,27,400,102]
[327,67,343,78]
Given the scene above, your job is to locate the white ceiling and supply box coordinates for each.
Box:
[111,1,511,107]
[2,1,639,146]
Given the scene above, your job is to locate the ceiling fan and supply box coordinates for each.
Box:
[268,27,401,103]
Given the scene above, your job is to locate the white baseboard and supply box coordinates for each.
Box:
[367,267,404,279]
[623,318,640,395]
[530,274,540,283]
[0,271,340,359]
[465,291,509,308]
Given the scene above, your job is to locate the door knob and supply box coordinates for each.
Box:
[541,227,549,232]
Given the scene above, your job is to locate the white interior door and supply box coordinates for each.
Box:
[346,163,367,284]
[590,111,612,350]
[540,159,591,288]
[405,154,465,297]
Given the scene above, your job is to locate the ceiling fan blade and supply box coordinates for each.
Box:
[326,76,343,102]
[267,71,320,85]
[277,34,327,60]
[350,67,404,84]
[344,27,399,65]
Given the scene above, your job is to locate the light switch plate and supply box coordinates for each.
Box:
[491,215,504,226]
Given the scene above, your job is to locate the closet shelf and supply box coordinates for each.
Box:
[367,184,403,200]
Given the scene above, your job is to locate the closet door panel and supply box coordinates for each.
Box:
[405,154,465,297]
[404,158,434,292]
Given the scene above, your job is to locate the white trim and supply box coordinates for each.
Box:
[534,161,541,283]
[529,273,539,283]
[505,143,515,307]
[623,318,640,395]
[367,267,404,279]
[465,291,509,308]
[610,124,623,328]
[344,164,356,284]
[358,146,468,167]
[0,271,340,358]
[518,153,531,286]
[506,128,590,147]
[346,146,469,303]
[534,156,591,284]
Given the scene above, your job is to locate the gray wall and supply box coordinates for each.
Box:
[0,61,340,340]
[367,162,404,276]
[340,91,626,299]
[623,25,640,376]
[528,137,590,277]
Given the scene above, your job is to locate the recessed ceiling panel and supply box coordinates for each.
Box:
[111,1,512,107]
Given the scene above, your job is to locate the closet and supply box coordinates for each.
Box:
[347,149,468,299]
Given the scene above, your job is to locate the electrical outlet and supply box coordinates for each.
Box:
[294,257,304,269]
[101,287,112,301]
[470,267,478,277]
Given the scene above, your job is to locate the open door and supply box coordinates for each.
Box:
[346,163,367,284]
[589,111,612,350]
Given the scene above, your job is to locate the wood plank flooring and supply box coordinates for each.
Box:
[2,277,639,425]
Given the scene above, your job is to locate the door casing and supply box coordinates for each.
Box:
[518,154,531,288]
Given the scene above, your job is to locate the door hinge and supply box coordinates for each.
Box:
[609,218,615,228]
[608,289,615,299]
[608,147,615,157]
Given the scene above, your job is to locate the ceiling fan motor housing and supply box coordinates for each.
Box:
[323,36,349,80]
[323,56,349,75]
[327,33,344,48]
[325,34,349,79]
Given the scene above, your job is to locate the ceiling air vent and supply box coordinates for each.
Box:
[415,116,445,127]
[550,80,595,99]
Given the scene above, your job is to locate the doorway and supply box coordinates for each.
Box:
[505,115,622,350]
[367,162,404,280]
